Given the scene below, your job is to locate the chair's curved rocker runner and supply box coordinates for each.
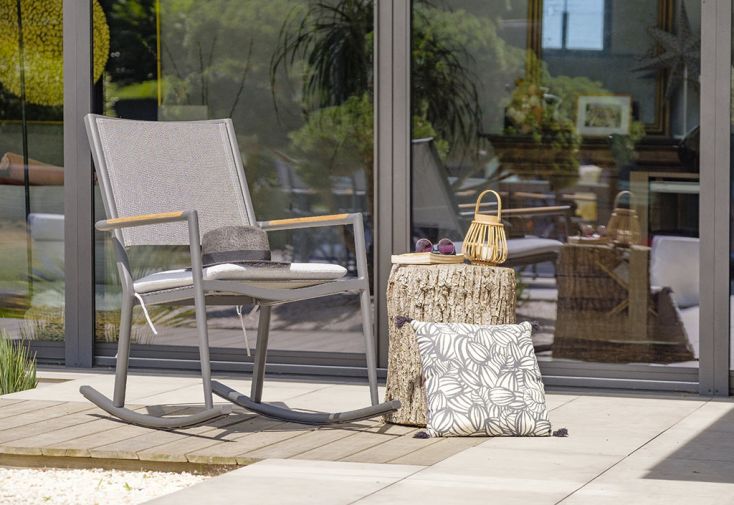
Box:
[80,114,399,429]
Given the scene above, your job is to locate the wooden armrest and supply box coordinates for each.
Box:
[258,213,356,231]
[96,211,189,232]
[502,205,572,217]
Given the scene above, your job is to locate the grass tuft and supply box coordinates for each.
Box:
[0,330,38,395]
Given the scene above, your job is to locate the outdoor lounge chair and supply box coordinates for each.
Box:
[79,114,399,429]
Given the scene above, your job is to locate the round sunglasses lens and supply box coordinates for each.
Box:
[415,238,433,253]
[437,238,456,255]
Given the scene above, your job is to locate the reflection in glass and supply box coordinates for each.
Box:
[542,0,606,51]
[94,1,374,355]
[411,0,700,366]
[0,1,77,341]
[730,5,734,371]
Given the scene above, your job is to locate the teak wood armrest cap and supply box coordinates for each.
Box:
[96,211,188,231]
[258,213,358,230]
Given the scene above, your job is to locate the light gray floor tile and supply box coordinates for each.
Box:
[560,455,734,505]
[477,394,705,456]
[145,459,424,505]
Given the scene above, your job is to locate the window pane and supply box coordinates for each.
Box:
[411,0,700,368]
[566,0,604,50]
[94,0,373,359]
[542,0,564,49]
[0,2,65,342]
[542,0,605,51]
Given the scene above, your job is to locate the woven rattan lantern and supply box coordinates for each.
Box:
[463,189,508,265]
[607,190,641,246]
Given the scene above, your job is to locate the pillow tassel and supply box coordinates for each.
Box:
[394,316,414,329]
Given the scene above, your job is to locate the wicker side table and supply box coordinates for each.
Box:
[553,243,693,363]
[384,263,516,426]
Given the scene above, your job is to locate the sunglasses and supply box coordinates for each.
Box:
[415,238,457,255]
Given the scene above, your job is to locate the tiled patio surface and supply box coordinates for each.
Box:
[2,370,734,504]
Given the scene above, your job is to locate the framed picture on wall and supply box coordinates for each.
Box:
[576,95,632,137]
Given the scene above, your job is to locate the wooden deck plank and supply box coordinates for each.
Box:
[0,400,61,421]
[0,399,24,408]
[135,413,280,463]
[0,403,94,440]
[39,404,195,458]
[183,417,299,465]
[388,436,486,466]
[294,430,399,461]
[5,405,161,456]
[89,407,245,461]
[0,407,99,454]
[342,431,441,464]
[135,412,258,463]
[185,420,310,465]
[241,427,358,460]
[0,400,477,468]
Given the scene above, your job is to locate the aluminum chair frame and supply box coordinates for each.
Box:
[80,114,399,429]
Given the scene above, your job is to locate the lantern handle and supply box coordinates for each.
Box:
[613,190,633,208]
[474,189,502,219]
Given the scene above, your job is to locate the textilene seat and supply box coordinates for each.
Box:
[133,263,347,293]
[80,115,399,429]
[506,237,562,259]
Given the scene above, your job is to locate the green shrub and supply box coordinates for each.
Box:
[0,331,38,395]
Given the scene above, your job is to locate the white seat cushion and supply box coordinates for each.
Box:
[134,262,347,294]
[29,213,65,241]
[506,237,563,259]
[651,235,700,309]
[457,237,562,260]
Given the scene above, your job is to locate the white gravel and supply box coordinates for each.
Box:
[0,467,210,505]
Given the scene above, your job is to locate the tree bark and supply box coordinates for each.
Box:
[384,263,516,426]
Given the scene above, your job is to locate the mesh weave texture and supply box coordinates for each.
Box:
[96,118,252,245]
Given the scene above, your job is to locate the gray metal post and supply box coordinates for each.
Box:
[354,214,379,405]
[699,0,731,396]
[251,305,272,402]
[375,0,411,369]
[63,0,94,367]
[188,211,214,409]
[112,295,133,407]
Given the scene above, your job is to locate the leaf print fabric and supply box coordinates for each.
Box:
[411,320,551,437]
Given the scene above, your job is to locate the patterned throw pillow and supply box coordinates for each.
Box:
[410,320,551,437]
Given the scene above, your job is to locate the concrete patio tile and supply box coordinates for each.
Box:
[632,403,734,463]
[353,475,574,505]
[559,456,734,505]
[544,393,579,411]
[144,459,424,505]
[426,445,618,482]
[356,446,617,505]
[476,394,705,457]
[353,443,620,505]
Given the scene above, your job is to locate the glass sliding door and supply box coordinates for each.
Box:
[0,2,67,345]
[410,0,701,371]
[93,0,374,363]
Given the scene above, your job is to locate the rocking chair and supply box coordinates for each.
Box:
[80,114,399,428]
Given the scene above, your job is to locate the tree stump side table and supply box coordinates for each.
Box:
[384,263,516,426]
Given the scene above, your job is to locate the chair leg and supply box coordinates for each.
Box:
[360,289,379,406]
[251,305,271,403]
[193,286,214,410]
[81,289,231,428]
[112,295,134,408]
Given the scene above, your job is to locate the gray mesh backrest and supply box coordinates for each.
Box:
[87,115,256,246]
[411,138,464,236]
